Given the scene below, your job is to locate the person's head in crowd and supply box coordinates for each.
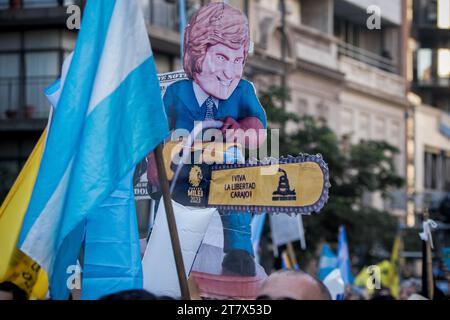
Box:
[430,284,447,301]
[344,285,367,300]
[0,282,28,300]
[256,270,332,300]
[370,293,395,300]
[100,289,176,300]
[369,287,396,300]
[399,279,421,300]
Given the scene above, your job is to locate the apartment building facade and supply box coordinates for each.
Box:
[406,0,450,226]
[0,0,410,220]
[247,0,408,217]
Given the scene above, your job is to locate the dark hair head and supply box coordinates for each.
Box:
[100,289,176,301]
[0,282,28,300]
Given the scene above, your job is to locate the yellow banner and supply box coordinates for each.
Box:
[208,163,324,208]
[0,129,48,299]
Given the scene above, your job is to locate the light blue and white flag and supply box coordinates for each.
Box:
[337,226,354,286]
[251,213,266,264]
[19,0,169,300]
[317,244,337,281]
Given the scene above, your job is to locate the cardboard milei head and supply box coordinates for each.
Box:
[183,2,250,100]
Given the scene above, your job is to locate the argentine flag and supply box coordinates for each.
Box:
[19,0,169,299]
[337,226,354,286]
[251,213,266,264]
[317,244,337,281]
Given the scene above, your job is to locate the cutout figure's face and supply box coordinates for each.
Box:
[194,43,245,100]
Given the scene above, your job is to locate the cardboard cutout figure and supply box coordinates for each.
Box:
[144,3,330,299]
[148,2,267,277]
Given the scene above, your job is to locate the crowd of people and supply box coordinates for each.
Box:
[1,270,448,301]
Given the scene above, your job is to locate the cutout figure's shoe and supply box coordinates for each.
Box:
[222,249,256,277]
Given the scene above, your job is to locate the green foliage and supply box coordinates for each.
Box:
[258,85,297,127]
[259,85,405,269]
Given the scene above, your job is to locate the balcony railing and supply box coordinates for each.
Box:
[146,0,178,32]
[338,41,397,73]
[139,0,205,33]
[414,191,449,212]
[0,76,56,120]
[0,0,77,9]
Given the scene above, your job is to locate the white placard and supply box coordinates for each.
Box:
[142,200,216,298]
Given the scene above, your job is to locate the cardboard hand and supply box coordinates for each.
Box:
[221,117,242,132]
[220,117,266,148]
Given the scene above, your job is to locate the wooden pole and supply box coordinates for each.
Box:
[426,237,434,300]
[154,144,191,300]
[422,209,434,299]
[287,242,298,269]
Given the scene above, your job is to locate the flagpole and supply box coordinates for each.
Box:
[154,144,191,300]
[287,242,299,269]
[179,0,186,58]
[297,214,306,250]
[421,208,434,299]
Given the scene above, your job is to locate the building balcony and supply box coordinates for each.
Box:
[338,41,397,73]
[413,0,450,29]
[0,75,55,121]
[249,2,341,77]
[0,0,82,29]
[414,78,450,94]
[335,0,402,26]
[291,23,339,73]
[0,0,77,9]
[413,0,450,43]
[338,41,406,101]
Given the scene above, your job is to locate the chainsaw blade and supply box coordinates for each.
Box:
[171,154,330,215]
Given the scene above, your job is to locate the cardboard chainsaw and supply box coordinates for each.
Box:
[163,139,330,215]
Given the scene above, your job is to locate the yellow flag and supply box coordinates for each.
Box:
[388,235,401,298]
[355,261,392,295]
[354,266,369,288]
[0,129,48,299]
[355,236,402,298]
[281,250,293,269]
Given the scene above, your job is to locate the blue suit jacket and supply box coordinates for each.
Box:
[163,79,267,132]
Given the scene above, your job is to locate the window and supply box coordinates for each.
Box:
[438,49,450,79]
[25,51,59,117]
[424,150,450,191]
[359,113,370,140]
[297,98,308,117]
[445,153,450,190]
[316,102,329,124]
[0,0,76,9]
[438,0,450,29]
[340,109,354,136]
[0,50,60,118]
[149,0,177,31]
[417,48,433,82]
[374,116,386,140]
[0,54,20,116]
[0,30,67,119]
